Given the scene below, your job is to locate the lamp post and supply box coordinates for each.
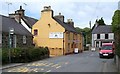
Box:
[9,28,14,63]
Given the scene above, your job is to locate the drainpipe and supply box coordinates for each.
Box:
[63,31,66,55]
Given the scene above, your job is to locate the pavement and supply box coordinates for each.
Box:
[1,63,24,70]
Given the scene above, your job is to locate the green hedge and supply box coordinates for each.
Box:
[2,47,49,65]
[115,44,120,57]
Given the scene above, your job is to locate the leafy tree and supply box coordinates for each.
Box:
[111,10,120,57]
[112,10,120,32]
[97,17,106,25]
[75,27,91,45]
[75,27,83,33]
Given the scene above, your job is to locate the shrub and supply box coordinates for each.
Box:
[2,47,50,64]
[2,48,9,64]
[115,43,120,57]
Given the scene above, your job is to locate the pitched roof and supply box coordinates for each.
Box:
[53,17,78,33]
[1,15,32,36]
[22,16,38,28]
[92,25,112,34]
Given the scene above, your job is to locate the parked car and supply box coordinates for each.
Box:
[99,43,114,58]
[91,47,96,52]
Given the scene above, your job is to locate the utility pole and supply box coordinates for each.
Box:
[6,2,12,15]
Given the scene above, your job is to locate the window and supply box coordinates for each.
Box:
[23,35,26,44]
[97,34,100,39]
[34,29,38,36]
[105,34,108,39]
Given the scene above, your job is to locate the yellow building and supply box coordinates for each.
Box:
[32,6,84,56]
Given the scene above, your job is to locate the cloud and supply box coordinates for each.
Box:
[0,1,118,28]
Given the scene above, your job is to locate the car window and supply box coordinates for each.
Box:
[101,45,112,50]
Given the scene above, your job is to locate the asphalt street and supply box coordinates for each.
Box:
[2,50,117,72]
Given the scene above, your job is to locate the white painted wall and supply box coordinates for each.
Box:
[21,19,31,33]
[92,34,94,47]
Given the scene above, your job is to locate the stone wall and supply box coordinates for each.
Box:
[2,32,33,48]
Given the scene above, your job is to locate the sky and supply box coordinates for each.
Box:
[0,0,119,28]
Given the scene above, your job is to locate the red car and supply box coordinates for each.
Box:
[99,43,114,58]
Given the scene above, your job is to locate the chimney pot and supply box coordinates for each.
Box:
[59,13,61,15]
[20,6,22,10]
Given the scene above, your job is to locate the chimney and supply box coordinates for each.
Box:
[9,6,25,23]
[9,11,21,23]
[41,6,53,18]
[16,6,25,17]
[54,13,64,22]
[67,19,74,27]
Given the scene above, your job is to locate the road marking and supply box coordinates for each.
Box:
[41,68,44,71]
[8,70,12,72]
[51,64,59,67]
[46,70,51,72]
[46,63,53,66]
[27,64,31,66]
[33,68,38,72]
[56,66,61,69]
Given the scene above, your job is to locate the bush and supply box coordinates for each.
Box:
[84,47,89,51]
[115,44,120,57]
[2,47,50,64]
[2,48,9,64]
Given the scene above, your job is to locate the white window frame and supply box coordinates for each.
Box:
[23,35,26,44]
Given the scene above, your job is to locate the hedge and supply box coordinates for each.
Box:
[2,47,49,65]
[115,43,120,57]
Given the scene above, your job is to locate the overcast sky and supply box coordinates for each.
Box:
[0,0,119,28]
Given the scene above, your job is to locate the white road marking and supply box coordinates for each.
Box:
[46,70,51,72]
[46,63,53,66]
[51,64,59,67]
[41,68,44,71]
[56,66,61,69]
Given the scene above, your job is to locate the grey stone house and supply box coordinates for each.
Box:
[1,6,38,48]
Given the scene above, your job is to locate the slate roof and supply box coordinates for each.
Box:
[53,17,78,33]
[1,15,32,36]
[22,16,38,28]
[92,25,112,34]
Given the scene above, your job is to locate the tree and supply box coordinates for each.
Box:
[112,10,120,32]
[111,10,120,57]
[75,27,91,45]
[75,27,83,33]
[97,17,106,25]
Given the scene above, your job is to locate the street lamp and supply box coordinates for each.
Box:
[9,28,14,63]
